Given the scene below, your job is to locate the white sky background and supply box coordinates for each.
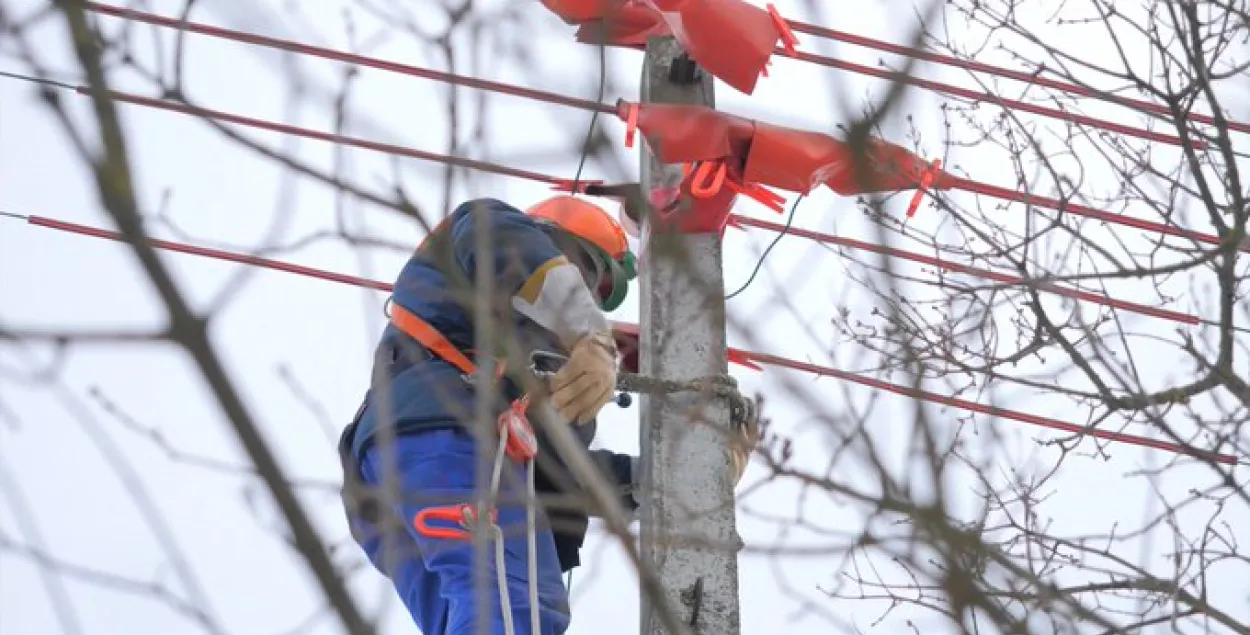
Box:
[2,1,1248,634]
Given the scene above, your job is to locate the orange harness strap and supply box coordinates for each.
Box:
[389,301,510,382]
[391,299,541,546]
[389,302,479,375]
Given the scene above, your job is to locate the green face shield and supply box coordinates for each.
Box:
[565,234,637,312]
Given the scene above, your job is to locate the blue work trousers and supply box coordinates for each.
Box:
[351,429,571,634]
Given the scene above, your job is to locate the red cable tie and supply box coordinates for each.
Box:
[724,179,786,212]
[906,158,941,218]
[621,102,640,149]
[766,4,800,55]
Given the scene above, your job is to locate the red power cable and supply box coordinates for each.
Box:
[729,215,1200,326]
[88,3,1203,150]
[780,48,1205,150]
[945,176,1249,254]
[10,212,1237,466]
[84,2,616,115]
[783,19,1250,136]
[741,350,1237,465]
[25,214,393,292]
[73,5,1238,251]
[0,73,1210,321]
[72,84,1237,255]
[80,87,579,186]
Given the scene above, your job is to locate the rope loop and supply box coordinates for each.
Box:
[616,372,757,430]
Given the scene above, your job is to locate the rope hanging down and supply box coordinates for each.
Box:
[3,212,1238,466]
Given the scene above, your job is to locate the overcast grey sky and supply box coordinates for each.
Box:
[3,1,1247,634]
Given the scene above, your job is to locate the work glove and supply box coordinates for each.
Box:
[728,413,760,485]
[550,331,618,425]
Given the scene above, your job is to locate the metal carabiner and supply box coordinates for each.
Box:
[529,350,569,378]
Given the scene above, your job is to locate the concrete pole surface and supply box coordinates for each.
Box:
[638,36,742,635]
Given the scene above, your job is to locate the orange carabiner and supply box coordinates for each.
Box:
[689,161,727,198]
[413,504,496,541]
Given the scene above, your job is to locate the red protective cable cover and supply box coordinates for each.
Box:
[619,101,1247,252]
[540,0,786,95]
[620,100,945,196]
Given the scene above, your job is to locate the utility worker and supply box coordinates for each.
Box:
[336,196,756,635]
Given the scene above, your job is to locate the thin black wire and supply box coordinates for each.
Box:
[569,34,608,192]
[725,195,805,300]
[0,69,78,92]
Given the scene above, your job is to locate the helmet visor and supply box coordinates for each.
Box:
[559,233,631,312]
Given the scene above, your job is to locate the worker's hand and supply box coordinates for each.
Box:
[549,331,618,425]
[728,414,760,485]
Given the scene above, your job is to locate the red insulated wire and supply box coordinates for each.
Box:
[783,19,1250,136]
[13,213,1237,466]
[728,215,1200,326]
[25,215,393,292]
[87,3,1202,150]
[781,48,1205,150]
[74,4,1230,248]
[66,84,1241,258]
[80,87,574,186]
[83,3,615,115]
[75,82,1227,252]
[945,176,1249,254]
[740,350,1238,466]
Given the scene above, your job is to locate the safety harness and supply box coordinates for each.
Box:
[337,203,622,634]
[386,300,545,635]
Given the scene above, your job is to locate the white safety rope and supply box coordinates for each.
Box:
[488,423,540,635]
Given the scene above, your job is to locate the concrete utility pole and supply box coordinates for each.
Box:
[638,36,741,635]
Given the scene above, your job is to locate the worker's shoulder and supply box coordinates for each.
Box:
[448,197,526,220]
[447,197,544,234]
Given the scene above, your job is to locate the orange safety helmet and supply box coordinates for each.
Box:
[527,195,637,311]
